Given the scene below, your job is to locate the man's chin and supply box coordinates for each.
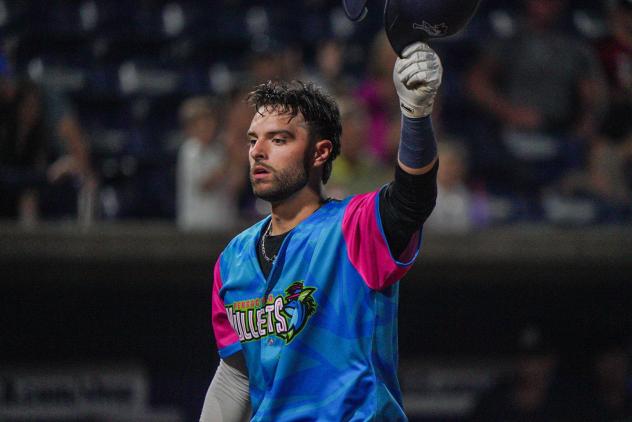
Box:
[254,191,286,203]
[252,184,283,203]
[252,184,300,203]
[250,169,309,203]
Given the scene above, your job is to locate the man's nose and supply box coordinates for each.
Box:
[250,138,267,161]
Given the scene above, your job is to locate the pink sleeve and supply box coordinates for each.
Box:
[211,256,241,358]
[342,191,421,290]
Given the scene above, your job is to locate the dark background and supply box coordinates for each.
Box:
[2,224,630,420]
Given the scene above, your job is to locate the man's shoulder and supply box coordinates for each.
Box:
[221,218,268,258]
[314,196,358,222]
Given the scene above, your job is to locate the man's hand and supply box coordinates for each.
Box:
[393,42,443,118]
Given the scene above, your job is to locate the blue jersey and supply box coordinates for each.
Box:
[212,190,422,421]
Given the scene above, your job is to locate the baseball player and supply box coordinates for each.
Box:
[201,41,442,421]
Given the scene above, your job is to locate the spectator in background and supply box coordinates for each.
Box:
[309,38,352,97]
[0,52,95,225]
[327,96,391,198]
[176,96,237,231]
[424,141,491,233]
[247,39,295,85]
[355,31,400,165]
[583,123,632,221]
[585,0,632,219]
[468,325,572,421]
[280,42,309,83]
[597,0,632,105]
[223,86,260,220]
[588,339,632,420]
[467,0,607,208]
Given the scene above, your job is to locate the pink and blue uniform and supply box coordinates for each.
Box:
[212,190,422,421]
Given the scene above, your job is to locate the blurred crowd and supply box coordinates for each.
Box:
[1,0,632,232]
[467,325,632,422]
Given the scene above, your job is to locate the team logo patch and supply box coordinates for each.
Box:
[226,281,318,344]
[412,21,449,37]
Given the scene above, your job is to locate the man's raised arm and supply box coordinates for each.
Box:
[380,42,443,258]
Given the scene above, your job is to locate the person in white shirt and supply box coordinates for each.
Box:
[425,141,491,233]
[176,96,237,231]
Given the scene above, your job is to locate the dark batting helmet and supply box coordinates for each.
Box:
[384,0,481,55]
[342,0,368,21]
[343,0,481,55]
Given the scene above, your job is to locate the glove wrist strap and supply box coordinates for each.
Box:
[399,98,434,118]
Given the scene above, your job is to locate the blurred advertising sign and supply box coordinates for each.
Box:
[0,364,182,421]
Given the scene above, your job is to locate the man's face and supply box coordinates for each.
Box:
[247,108,313,203]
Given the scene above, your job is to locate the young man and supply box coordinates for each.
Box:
[201,41,442,421]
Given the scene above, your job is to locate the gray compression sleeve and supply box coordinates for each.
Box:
[200,359,251,422]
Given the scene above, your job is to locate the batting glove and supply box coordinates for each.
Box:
[393,42,443,118]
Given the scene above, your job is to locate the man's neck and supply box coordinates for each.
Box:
[268,185,325,235]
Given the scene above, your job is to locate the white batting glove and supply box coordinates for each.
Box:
[393,42,443,118]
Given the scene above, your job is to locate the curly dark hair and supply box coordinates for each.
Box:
[247,80,342,184]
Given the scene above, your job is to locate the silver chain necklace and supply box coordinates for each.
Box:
[260,199,331,264]
[260,220,276,262]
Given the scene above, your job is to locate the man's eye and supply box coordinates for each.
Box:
[248,139,257,146]
[272,138,286,144]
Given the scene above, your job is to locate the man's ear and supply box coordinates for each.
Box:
[313,139,333,168]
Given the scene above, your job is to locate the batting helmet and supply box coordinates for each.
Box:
[342,0,368,21]
[384,0,481,55]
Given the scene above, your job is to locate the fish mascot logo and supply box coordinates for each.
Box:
[226,281,318,344]
[279,281,317,343]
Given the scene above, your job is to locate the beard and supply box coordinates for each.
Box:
[250,155,311,203]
